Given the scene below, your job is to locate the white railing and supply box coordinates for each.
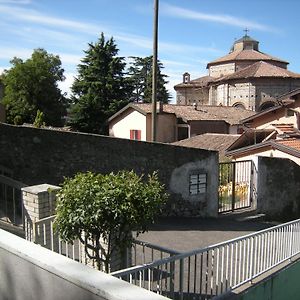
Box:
[33,215,85,263]
[111,219,300,299]
[31,215,179,272]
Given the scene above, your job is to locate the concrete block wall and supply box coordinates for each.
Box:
[22,184,60,248]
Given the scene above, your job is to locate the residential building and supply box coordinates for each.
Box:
[226,89,300,165]
[174,33,300,111]
[108,103,255,143]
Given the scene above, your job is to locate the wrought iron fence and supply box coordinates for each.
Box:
[111,219,300,300]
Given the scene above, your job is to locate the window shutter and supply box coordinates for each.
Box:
[130,130,134,140]
[137,130,141,141]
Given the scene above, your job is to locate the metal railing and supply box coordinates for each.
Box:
[111,219,300,299]
[0,174,26,226]
[31,215,180,272]
[33,215,85,262]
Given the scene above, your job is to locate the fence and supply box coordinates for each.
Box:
[0,175,26,226]
[30,214,179,272]
[111,219,300,300]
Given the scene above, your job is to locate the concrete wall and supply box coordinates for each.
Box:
[189,120,229,136]
[0,123,219,217]
[0,229,168,300]
[233,258,300,300]
[256,156,300,220]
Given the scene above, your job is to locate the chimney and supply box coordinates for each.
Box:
[156,101,163,113]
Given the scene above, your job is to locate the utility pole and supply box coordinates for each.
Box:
[151,0,159,142]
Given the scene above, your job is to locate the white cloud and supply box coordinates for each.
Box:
[0,0,31,4]
[161,3,277,33]
[0,5,102,34]
[59,72,76,97]
[0,46,32,60]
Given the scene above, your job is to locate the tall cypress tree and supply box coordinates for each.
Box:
[69,33,131,134]
[127,56,170,104]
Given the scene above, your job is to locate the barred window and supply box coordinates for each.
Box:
[189,173,207,195]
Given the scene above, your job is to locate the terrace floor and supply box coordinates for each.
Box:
[137,213,278,253]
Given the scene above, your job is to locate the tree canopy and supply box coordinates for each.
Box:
[54,170,168,272]
[127,56,170,103]
[1,49,67,126]
[69,33,132,134]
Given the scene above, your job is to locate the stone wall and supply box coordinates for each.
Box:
[256,156,300,220]
[176,86,209,106]
[0,104,5,123]
[0,123,219,217]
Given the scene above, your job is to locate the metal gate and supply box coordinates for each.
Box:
[218,160,257,213]
[0,175,26,226]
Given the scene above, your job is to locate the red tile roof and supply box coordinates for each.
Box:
[207,49,288,67]
[172,133,240,160]
[174,75,214,89]
[214,61,300,83]
[133,103,255,125]
[275,138,300,151]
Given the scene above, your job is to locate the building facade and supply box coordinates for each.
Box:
[175,34,300,111]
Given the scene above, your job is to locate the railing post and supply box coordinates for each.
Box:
[231,162,236,211]
[170,255,175,299]
[179,258,184,300]
[22,184,60,246]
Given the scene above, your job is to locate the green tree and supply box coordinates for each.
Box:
[1,49,67,126]
[127,56,170,103]
[54,170,168,272]
[69,33,132,134]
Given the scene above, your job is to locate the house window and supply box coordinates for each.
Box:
[189,173,207,195]
[130,129,141,141]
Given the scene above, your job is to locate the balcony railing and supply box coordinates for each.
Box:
[111,219,300,299]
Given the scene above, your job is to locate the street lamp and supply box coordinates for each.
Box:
[151,0,159,142]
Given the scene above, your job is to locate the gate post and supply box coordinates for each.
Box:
[231,162,236,212]
[22,184,60,245]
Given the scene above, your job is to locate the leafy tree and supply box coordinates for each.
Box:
[127,56,170,103]
[33,109,46,128]
[54,170,168,273]
[1,49,67,126]
[69,33,132,134]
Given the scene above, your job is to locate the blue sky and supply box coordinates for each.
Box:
[1,0,300,102]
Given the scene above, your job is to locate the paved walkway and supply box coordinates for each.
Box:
[137,215,278,252]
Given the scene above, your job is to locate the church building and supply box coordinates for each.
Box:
[174,33,300,111]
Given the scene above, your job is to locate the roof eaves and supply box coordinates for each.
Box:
[226,140,272,156]
[108,103,147,122]
[240,105,281,124]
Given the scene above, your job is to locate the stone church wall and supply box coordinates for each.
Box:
[176,86,209,106]
[209,63,235,78]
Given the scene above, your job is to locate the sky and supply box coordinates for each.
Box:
[1,0,300,102]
